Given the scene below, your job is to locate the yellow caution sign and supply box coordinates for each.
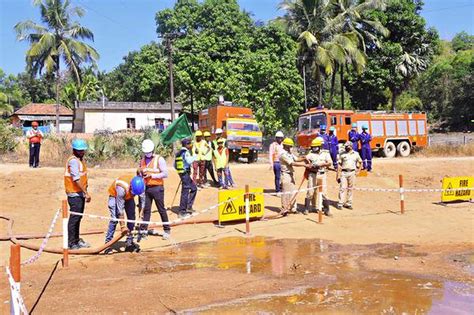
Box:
[441,176,474,202]
[218,188,264,223]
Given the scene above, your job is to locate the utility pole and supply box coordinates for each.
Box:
[166,36,175,122]
[303,65,307,111]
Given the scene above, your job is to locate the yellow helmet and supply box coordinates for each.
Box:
[203,131,211,137]
[311,137,324,147]
[282,138,294,146]
[195,130,203,137]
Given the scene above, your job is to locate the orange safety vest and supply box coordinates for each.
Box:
[64,156,88,194]
[108,174,134,200]
[140,155,164,186]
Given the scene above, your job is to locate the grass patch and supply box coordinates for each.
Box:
[415,143,474,157]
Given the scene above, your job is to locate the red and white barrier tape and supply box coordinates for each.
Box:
[336,187,474,193]
[69,194,244,226]
[5,266,28,314]
[21,209,61,266]
[260,185,323,197]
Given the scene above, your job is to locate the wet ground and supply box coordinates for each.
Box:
[2,237,473,314]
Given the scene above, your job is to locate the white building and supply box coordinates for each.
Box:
[73,101,182,133]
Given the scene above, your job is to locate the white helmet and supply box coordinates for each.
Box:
[141,139,155,153]
[275,131,284,138]
[215,128,223,134]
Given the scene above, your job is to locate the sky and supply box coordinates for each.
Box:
[0,0,473,76]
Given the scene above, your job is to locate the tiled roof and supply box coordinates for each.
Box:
[14,103,73,116]
[77,101,182,111]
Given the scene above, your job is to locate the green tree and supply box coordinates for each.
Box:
[451,31,474,52]
[346,0,439,110]
[14,0,99,132]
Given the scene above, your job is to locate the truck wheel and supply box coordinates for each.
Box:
[383,142,396,158]
[397,141,411,157]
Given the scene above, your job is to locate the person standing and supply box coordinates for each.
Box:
[269,131,284,192]
[213,128,235,187]
[320,126,329,150]
[64,139,91,249]
[279,138,307,215]
[192,131,206,187]
[203,131,219,186]
[348,123,359,152]
[26,121,43,168]
[104,175,145,253]
[213,138,230,189]
[304,137,332,216]
[175,138,198,219]
[359,125,373,171]
[337,141,363,210]
[328,126,339,170]
[138,139,170,240]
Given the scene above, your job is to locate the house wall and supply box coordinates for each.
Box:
[83,111,179,133]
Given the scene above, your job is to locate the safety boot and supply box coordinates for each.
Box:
[323,200,331,216]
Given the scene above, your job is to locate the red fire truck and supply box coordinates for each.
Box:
[296,108,428,157]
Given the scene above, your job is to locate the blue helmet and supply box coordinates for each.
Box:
[329,126,336,131]
[351,123,357,128]
[362,124,369,130]
[130,176,145,195]
[72,139,88,150]
[320,125,326,131]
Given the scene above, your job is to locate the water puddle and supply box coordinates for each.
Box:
[132,237,473,314]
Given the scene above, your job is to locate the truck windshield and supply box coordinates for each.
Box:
[299,113,326,131]
[228,121,260,132]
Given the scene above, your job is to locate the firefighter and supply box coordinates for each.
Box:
[175,138,197,219]
[359,125,373,171]
[328,126,339,170]
[348,123,359,152]
[138,139,170,240]
[337,141,363,210]
[26,121,43,168]
[203,131,219,186]
[269,131,284,192]
[279,138,307,215]
[304,137,332,215]
[104,175,145,253]
[320,126,329,150]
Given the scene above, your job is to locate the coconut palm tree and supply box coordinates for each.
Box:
[0,92,14,115]
[14,0,99,132]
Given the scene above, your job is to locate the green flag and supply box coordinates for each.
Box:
[160,114,193,145]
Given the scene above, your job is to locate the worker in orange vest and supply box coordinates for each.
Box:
[138,139,169,241]
[26,121,43,168]
[105,175,145,254]
[64,139,91,249]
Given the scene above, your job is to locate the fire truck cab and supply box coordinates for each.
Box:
[296,108,428,158]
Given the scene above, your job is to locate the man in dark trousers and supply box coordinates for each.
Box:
[64,139,91,249]
[26,121,43,168]
[138,139,170,240]
[327,126,339,170]
[175,138,198,219]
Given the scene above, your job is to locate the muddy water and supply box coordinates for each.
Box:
[137,237,473,314]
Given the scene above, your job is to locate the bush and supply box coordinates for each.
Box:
[0,120,21,153]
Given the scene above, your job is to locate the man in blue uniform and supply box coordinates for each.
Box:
[359,125,372,171]
[320,126,329,151]
[327,126,339,170]
[348,123,359,152]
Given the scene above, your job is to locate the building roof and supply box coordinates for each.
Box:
[13,103,73,116]
[76,101,182,111]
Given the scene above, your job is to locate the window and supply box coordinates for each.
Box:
[409,120,417,135]
[228,121,260,132]
[417,120,426,135]
[155,118,164,131]
[126,118,136,130]
[345,117,351,125]
[222,121,227,131]
[299,116,310,131]
[310,114,326,129]
[397,120,408,136]
[331,116,337,125]
[357,120,369,133]
[385,120,396,136]
[371,121,384,137]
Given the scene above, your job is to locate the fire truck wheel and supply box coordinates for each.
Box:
[397,141,411,157]
[383,142,397,158]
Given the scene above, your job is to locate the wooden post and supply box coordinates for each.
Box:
[62,200,69,267]
[245,185,250,235]
[10,244,21,315]
[399,175,405,214]
[318,185,323,223]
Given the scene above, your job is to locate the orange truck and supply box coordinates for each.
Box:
[296,108,428,157]
[198,103,263,162]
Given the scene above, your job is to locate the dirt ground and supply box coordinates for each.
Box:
[0,156,473,313]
